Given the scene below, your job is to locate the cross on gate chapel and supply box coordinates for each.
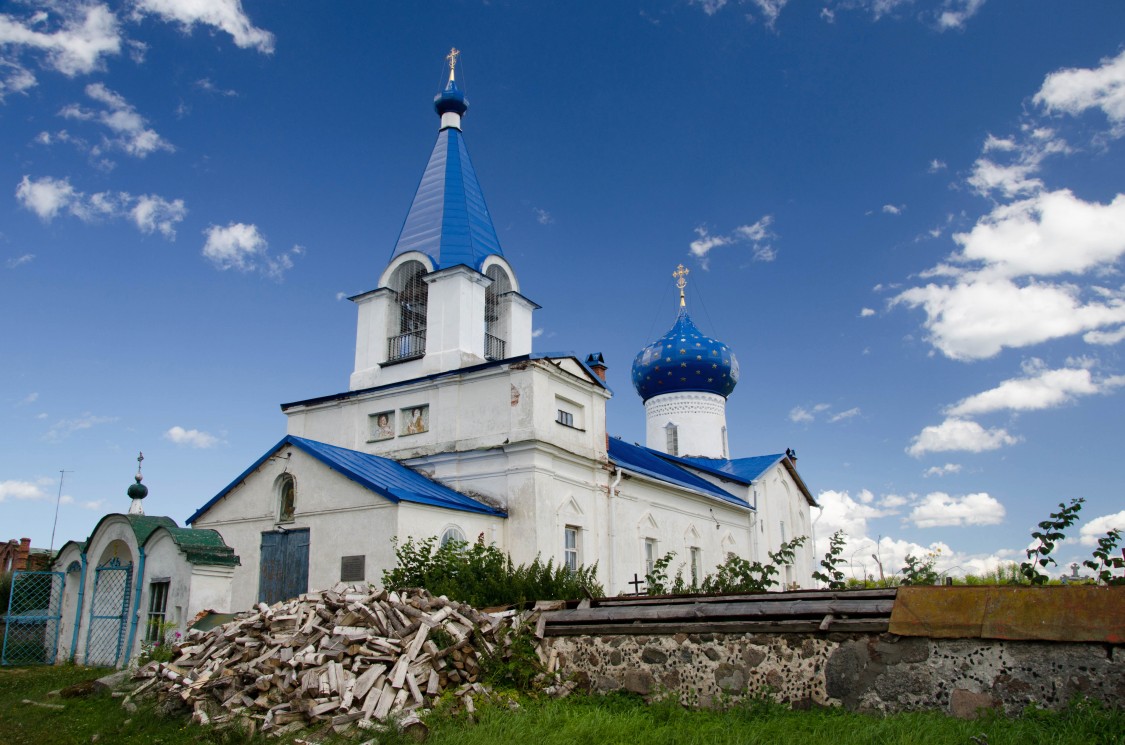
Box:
[187,51,817,606]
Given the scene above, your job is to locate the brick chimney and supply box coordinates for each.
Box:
[16,537,31,570]
[585,352,607,382]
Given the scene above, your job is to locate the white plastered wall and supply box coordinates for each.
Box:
[190,447,399,611]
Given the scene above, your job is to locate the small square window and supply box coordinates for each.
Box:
[556,409,574,427]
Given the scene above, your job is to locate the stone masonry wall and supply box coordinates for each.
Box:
[547,632,1125,716]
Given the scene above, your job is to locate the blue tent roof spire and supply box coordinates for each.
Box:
[389,49,504,271]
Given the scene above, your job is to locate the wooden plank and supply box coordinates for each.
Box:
[543,618,890,636]
[544,598,893,624]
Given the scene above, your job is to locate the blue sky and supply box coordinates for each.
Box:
[3,1,1124,581]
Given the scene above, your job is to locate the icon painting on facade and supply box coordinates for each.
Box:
[401,405,429,435]
[370,411,396,441]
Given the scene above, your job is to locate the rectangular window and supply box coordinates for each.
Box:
[665,424,679,456]
[555,396,584,429]
[564,526,579,572]
[690,547,702,586]
[340,555,366,582]
[145,581,170,644]
[644,538,658,576]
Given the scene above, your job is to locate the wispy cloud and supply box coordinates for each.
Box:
[194,77,237,97]
[882,204,905,215]
[6,253,34,269]
[534,208,554,225]
[859,307,876,317]
[923,463,961,478]
[0,4,122,82]
[59,83,173,158]
[131,0,275,54]
[43,413,118,442]
[829,407,861,423]
[690,215,776,268]
[16,175,186,238]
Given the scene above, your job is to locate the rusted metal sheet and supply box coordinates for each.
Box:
[889,586,1125,643]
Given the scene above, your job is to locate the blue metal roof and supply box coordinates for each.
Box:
[657,453,784,485]
[389,113,504,270]
[632,308,739,402]
[607,437,749,509]
[187,435,506,524]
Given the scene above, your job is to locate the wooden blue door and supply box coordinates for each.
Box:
[258,529,309,605]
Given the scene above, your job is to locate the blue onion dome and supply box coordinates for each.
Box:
[434,79,468,117]
[632,308,740,402]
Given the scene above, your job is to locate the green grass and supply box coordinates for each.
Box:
[1,666,1122,745]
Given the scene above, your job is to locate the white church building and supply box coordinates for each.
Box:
[186,54,817,607]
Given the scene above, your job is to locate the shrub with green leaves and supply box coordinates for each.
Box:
[1082,528,1124,586]
[382,536,602,607]
[812,530,847,590]
[701,537,807,594]
[900,551,940,586]
[1021,498,1085,585]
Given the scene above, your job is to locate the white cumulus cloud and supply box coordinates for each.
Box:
[16,175,186,238]
[202,222,300,279]
[1079,509,1125,546]
[0,3,121,79]
[0,479,48,501]
[859,308,876,317]
[164,425,220,448]
[946,362,1125,417]
[1035,48,1125,129]
[907,417,1019,457]
[133,0,275,53]
[908,491,1006,528]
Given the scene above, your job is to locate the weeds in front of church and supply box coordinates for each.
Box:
[382,535,603,608]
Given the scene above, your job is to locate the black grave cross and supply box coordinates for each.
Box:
[628,573,645,595]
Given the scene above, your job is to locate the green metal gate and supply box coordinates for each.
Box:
[84,559,132,667]
[2,571,64,665]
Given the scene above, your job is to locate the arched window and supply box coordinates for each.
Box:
[440,526,466,547]
[388,261,428,362]
[484,265,511,360]
[278,474,296,523]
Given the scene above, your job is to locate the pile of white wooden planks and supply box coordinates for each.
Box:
[130,584,554,737]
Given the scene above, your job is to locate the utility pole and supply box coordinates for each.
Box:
[48,470,72,558]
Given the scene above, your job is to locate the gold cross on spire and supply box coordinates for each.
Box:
[673,264,690,307]
[446,47,460,83]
